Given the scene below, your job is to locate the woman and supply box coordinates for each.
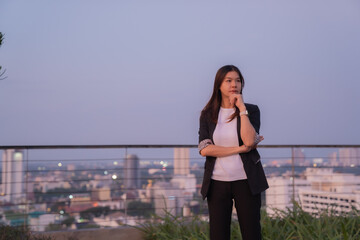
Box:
[198,65,268,240]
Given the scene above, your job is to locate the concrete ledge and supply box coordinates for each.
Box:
[38,227,144,240]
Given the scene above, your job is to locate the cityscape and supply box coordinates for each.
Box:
[0,146,360,232]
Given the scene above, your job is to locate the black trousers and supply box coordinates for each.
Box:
[207,179,262,240]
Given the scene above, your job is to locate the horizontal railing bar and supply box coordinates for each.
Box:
[1,144,360,150]
[258,144,360,148]
[0,144,198,149]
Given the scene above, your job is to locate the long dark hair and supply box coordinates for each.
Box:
[201,65,245,123]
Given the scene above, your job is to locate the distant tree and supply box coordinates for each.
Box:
[49,201,67,213]
[61,216,75,227]
[45,223,62,231]
[80,206,110,220]
[0,32,7,80]
[77,223,100,229]
[45,187,84,200]
[127,201,154,218]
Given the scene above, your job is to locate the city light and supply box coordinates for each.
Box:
[69,195,73,199]
[58,162,62,167]
[112,174,117,180]
[113,161,118,165]
[160,161,168,171]
[104,170,108,175]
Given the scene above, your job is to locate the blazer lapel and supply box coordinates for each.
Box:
[237,116,244,145]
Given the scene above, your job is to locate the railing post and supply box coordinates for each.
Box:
[24,148,29,231]
[291,147,295,208]
[125,147,127,225]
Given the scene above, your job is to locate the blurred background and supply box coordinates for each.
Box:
[0,0,359,146]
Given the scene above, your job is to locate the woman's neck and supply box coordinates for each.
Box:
[221,98,234,109]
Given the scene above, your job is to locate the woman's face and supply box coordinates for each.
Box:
[219,71,242,98]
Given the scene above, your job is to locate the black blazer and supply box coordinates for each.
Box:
[198,103,269,200]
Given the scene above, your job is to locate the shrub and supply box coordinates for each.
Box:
[137,205,360,240]
[0,225,54,240]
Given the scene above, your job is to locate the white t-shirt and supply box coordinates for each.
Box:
[211,107,247,181]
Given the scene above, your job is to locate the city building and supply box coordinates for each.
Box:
[293,148,306,166]
[266,176,310,216]
[123,154,140,190]
[152,181,184,217]
[173,148,190,175]
[171,174,196,196]
[328,151,338,167]
[33,175,71,192]
[91,186,111,201]
[298,168,360,215]
[1,149,25,203]
[339,148,360,166]
[172,148,196,198]
[267,168,360,216]
[29,212,58,232]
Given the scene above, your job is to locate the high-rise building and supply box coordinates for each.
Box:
[328,151,338,167]
[293,148,306,166]
[171,174,196,196]
[1,149,25,203]
[173,148,189,175]
[124,154,140,190]
[339,148,360,166]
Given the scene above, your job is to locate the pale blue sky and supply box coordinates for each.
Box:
[0,0,359,146]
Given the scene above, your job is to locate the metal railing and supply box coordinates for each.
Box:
[0,144,359,231]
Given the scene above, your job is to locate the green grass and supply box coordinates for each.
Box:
[136,205,360,240]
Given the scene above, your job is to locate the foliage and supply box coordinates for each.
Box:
[0,32,3,46]
[127,201,154,218]
[76,223,100,229]
[34,187,86,207]
[135,210,209,240]
[137,205,360,240]
[45,223,62,232]
[0,225,54,240]
[80,206,110,220]
[61,216,76,227]
[47,187,86,199]
[4,211,26,222]
[262,203,360,240]
[0,32,6,80]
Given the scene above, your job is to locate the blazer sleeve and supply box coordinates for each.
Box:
[248,104,261,134]
[198,113,213,153]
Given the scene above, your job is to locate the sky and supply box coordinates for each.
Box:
[0,0,360,146]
